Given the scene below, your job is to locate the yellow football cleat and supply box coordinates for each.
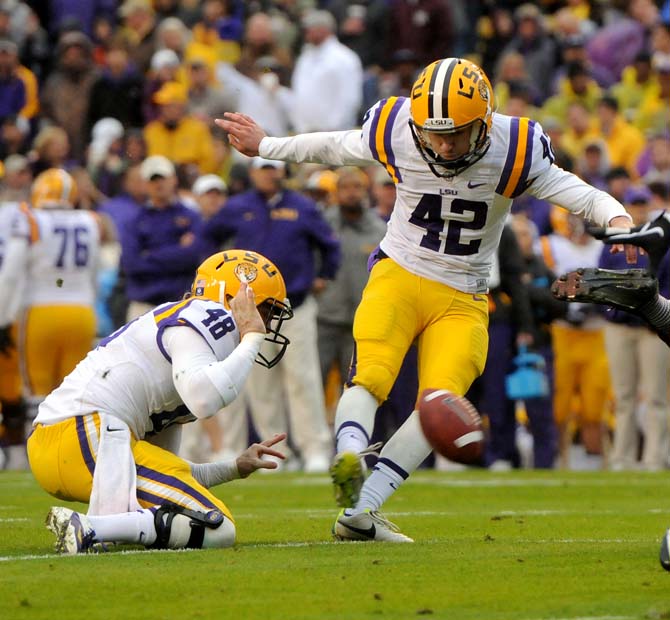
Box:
[329,442,383,508]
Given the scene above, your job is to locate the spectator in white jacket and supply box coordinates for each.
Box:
[291,10,363,133]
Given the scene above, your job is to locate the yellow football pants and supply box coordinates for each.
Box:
[551,324,611,425]
[349,258,489,404]
[0,323,22,402]
[27,414,233,520]
[20,305,96,397]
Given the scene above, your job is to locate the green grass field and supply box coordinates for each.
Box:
[2,469,670,620]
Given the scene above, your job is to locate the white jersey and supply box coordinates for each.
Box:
[35,298,240,439]
[11,207,100,306]
[260,97,630,293]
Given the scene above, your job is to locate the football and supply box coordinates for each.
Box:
[418,388,484,464]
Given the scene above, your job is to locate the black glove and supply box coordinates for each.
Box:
[588,211,670,275]
[0,325,14,357]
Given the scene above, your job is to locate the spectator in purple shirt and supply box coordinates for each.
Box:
[120,155,206,321]
[205,157,341,472]
[0,39,25,124]
[98,163,146,241]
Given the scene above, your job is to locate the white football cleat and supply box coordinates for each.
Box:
[332,508,414,543]
[660,528,670,571]
[46,507,97,554]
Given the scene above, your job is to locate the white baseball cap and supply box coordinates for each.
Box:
[140,155,176,180]
[249,156,286,170]
[192,174,228,196]
[150,48,180,72]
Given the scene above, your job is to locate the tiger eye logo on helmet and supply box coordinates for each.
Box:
[234,262,258,283]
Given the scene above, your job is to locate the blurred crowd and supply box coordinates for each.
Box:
[0,0,669,472]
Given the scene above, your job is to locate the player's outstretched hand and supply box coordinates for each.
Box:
[230,282,266,337]
[236,433,287,478]
[214,112,266,157]
[0,325,14,357]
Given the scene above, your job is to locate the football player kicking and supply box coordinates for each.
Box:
[550,212,670,571]
[28,250,294,554]
[218,57,636,542]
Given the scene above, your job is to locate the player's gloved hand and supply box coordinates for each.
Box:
[0,325,14,357]
[588,212,670,273]
[236,433,287,478]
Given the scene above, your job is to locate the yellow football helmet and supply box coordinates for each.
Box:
[31,168,78,209]
[191,249,293,368]
[410,58,494,177]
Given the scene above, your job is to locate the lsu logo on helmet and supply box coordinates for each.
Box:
[409,58,494,177]
[234,262,258,284]
[191,250,293,368]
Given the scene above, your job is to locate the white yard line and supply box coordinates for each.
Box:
[0,534,653,563]
[0,548,196,562]
[234,507,666,519]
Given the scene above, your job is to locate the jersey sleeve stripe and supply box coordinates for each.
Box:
[497,117,532,198]
[495,117,520,195]
[509,120,536,198]
[155,317,206,364]
[383,97,404,183]
[502,118,530,197]
[19,202,40,243]
[375,97,404,184]
[153,298,194,326]
[367,98,387,160]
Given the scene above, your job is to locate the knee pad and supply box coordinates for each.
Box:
[151,505,236,550]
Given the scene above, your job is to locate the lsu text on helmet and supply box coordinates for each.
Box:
[191,250,293,368]
[31,168,78,209]
[410,58,494,178]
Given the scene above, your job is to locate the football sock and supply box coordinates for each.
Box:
[87,509,157,546]
[334,385,378,455]
[356,411,432,513]
[356,459,407,513]
[638,295,670,346]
